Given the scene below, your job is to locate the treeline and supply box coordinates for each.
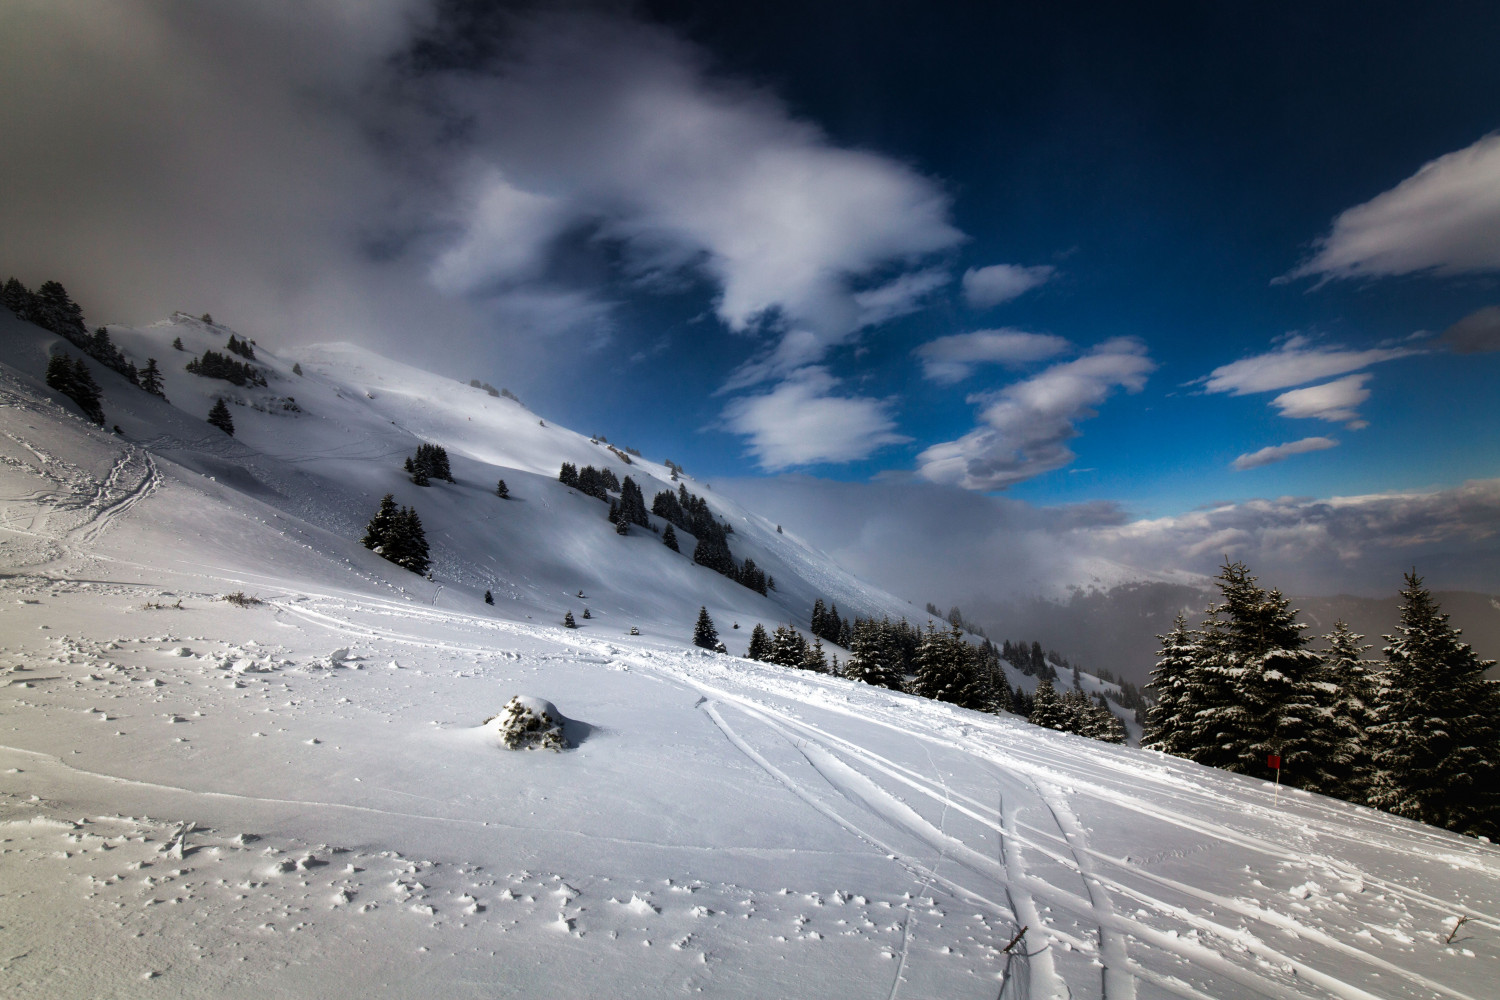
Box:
[185,348,267,387]
[5,276,171,420]
[732,605,1127,745]
[1145,562,1500,839]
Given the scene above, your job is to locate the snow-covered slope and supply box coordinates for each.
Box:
[2,312,1496,999]
[4,311,915,645]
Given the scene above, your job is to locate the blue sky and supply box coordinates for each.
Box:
[387,1,1500,517]
[3,0,1499,595]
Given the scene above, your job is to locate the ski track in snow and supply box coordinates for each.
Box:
[263,590,1496,1000]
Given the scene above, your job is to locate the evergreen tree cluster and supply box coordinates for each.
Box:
[405,442,453,486]
[4,277,87,341]
[648,483,766,591]
[1143,562,1500,838]
[559,462,620,501]
[224,334,256,360]
[185,349,267,387]
[746,624,828,672]
[4,278,151,388]
[44,353,105,425]
[360,494,430,575]
[1000,639,1059,682]
[610,476,650,529]
[1027,678,1127,743]
[810,599,848,645]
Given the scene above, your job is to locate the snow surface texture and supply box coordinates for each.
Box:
[0,311,1496,998]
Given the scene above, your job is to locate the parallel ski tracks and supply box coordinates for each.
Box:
[259,595,1491,1000]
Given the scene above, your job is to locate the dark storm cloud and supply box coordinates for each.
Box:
[0,0,486,355]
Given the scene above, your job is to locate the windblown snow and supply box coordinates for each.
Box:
[0,311,1495,999]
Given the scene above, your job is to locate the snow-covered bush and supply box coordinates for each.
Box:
[485,696,568,752]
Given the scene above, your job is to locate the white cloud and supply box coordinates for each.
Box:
[429,171,575,294]
[914,328,1072,383]
[917,338,1154,490]
[721,367,909,470]
[1231,436,1339,471]
[435,11,962,372]
[852,268,952,328]
[718,476,1500,611]
[1202,335,1418,395]
[1270,374,1371,427]
[1442,305,1500,354]
[961,264,1056,308]
[1287,132,1500,282]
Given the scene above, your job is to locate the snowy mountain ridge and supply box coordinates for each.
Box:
[5,308,916,643]
[0,307,1496,999]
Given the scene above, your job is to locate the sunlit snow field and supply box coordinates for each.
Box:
[1,313,1496,999]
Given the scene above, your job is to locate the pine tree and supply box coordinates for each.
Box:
[582,608,591,619]
[207,398,235,436]
[1321,621,1379,804]
[1029,678,1067,730]
[912,621,961,702]
[692,607,719,650]
[1368,573,1500,837]
[139,358,167,399]
[768,625,808,667]
[173,336,184,351]
[32,280,87,341]
[662,524,679,552]
[495,479,509,499]
[361,494,398,550]
[1,277,31,318]
[563,611,577,628]
[746,623,770,660]
[404,456,429,487]
[1142,614,1199,756]
[615,517,629,535]
[1176,562,1338,790]
[484,590,494,605]
[387,507,430,575]
[844,619,902,690]
[618,476,650,527]
[559,462,579,487]
[292,362,303,376]
[801,636,828,673]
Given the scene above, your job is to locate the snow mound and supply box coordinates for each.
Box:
[484,696,569,752]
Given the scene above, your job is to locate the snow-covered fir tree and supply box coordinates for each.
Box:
[563,611,577,628]
[495,479,509,499]
[662,524,679,552]
[1319,620,1379,804]
[1368,573,1500,838]
[1142,614,1199,756]
[843,619,903,690]
[1028,678,1067,730]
